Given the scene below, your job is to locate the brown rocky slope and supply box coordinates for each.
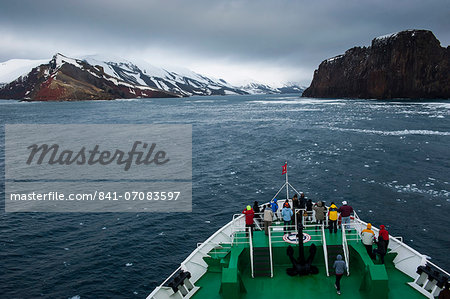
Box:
[0,54,180,101]
[302,30,449,99]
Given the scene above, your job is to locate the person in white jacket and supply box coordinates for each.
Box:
[361,223,375,259]
[263,204,274,236]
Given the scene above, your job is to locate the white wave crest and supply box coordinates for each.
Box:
[253,98,346,105]
[382,182,449,197]
[189,100,216,103]
[329,128,450,136]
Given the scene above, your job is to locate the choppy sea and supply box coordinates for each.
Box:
[0,94,449,298]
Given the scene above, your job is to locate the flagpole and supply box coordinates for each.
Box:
[285,161,289,201]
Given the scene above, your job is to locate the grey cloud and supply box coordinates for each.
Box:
[0,0,448,84]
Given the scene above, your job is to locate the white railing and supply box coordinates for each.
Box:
[248,227,254,278]
[149,201,450,299]
[426,260,450,277]
[148,215,236,299]
[268,223,324,244]
[196,241,232,257]
[268,226,274,277]
[393,236,403,243]
[231,213,247,246]
[352,217,420,276]
[293,208,319,227]
[293,207,330,228]
[353,210,360,221]
[345,219,361,242]
[346,212,361,242]
[341,224,350,276]
[232,212,263,229]
[350,215,450,283]
[322,224,330,276]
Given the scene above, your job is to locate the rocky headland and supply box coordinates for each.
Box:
[302,30,449,99]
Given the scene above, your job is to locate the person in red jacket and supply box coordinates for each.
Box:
[379,225,390,248]
[243,205,255,237]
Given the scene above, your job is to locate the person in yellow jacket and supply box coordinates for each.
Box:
[328,202,338,233]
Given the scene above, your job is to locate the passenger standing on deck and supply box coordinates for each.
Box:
[253,201,261,221]
[271,198,279,221]
[361,223,376,259]
[313,201,326,228]
[242,205,255,237]
[328,202,338,233]
[379,225,390,248]
[299,192,306,210]
[373,234,387,264]
[306,199,313,222]
[263,204,274,236]
[333,254,347,295]
[292,194,299,210]
[282,202,294,234]
[292,194,301,227]
[338,201,353,233]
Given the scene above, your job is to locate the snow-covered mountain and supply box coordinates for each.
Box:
[0,53,305,101]
[80,54,246,97]
[239,82,305,95]
[0,54,179,101]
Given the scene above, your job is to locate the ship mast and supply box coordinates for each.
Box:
[271,161,300,203]
[285,160,289,201]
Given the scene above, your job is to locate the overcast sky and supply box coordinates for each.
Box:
[1,0,449,86]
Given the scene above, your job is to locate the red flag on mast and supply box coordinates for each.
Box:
[282,163,287,175]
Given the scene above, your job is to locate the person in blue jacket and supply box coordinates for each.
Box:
[271,198,279,220]
[282,202,294,234]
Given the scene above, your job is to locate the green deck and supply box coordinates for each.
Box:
[193,224,425,299]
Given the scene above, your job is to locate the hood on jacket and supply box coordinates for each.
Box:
[246,205,251,210]
[336,254,342,260]
[317,201,323,207]
[379,225,389,240]
[330,203,337,208]
[367,223,372,229]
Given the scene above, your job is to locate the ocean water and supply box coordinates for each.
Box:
[0,94,449,298]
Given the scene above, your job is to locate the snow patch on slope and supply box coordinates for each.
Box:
[0,59,48,83]
[326,55,344,63]
[54,53,82,69]
[374,32,400,41]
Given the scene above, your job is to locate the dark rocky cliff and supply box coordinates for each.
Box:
[302,30,449,99]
